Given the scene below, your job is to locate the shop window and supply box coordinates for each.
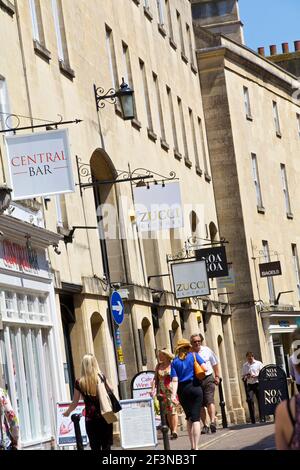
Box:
[1,290,49,324]
[1,325,53,445]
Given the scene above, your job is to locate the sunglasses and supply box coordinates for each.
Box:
[192,340,201,344]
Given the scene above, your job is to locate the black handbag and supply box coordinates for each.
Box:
[101,374,122,413]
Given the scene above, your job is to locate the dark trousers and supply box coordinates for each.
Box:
[246,382,263,423]
[85,417,113,451]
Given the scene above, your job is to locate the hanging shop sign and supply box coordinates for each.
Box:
[259,261,282,278]
[171,260,210,299]
[216,265,235,290]
[196,246,228,278]
[133,181,183,232]
[5,129,75,200]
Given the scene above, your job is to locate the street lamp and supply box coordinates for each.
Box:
[94,78,135,120]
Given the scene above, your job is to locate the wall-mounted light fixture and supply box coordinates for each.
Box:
[94,78,135,120]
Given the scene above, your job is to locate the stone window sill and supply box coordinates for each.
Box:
[160,139,170,152]
[147,128,157,142]
[184,157,192,169]
[196,166,203,177]
[257,206,266,214]
[131,118,142,131]
[181,52,189,64]
[287,212,294,220]
[0,0,15,16]
[59,60,75,80]
[191,63,198,74]
[33,40,51,62]
[174,149,182,161]
[144,6,153,21]
[204,172,211,182]
[169,37,177,51]
[158,24,167,38]
[246,114,253,122]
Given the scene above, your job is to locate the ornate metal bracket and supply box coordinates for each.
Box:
[76,156,177,196]
[166,237,228,263]
[0,112,82,134]
[94,85,118,110]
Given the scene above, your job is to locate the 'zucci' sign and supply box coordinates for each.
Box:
[171,260,210,299]
[196,246,228,279]
[5,129,75,200]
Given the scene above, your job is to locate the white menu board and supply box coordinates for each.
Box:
[119,398,157,449]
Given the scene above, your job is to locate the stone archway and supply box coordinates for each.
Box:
[90,149,127,284]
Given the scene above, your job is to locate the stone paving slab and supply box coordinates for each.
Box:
[112,422,275,451]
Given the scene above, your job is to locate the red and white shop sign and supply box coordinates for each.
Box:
[5,129,75,200]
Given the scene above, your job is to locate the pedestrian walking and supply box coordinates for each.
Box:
[63,354,115,450]
[275,328,300,450]
[191,333,220,434]
[242,352,264,423]
[0,387,19,450]
[171,339,206,450]
[151,348,179,439]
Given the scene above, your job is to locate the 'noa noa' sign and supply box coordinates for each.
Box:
[196,246,228,279]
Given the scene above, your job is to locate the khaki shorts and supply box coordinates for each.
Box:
[200,374,216,407]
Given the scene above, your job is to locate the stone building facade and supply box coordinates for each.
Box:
[193,6,300,410]
[0,0,245,447]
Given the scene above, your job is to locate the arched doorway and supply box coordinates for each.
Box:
[90,312,106,374]
[90,149,128,284]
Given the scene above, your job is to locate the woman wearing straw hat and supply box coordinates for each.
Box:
[170,339,206,450]
[151,348,179,439]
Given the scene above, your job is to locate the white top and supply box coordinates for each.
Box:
[199,345,219,376]
[289,356,300,385]
[242,359,264,384]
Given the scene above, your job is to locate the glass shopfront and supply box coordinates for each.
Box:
[0,288,60,447]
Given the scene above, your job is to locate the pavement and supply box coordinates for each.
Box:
[112,422,276,451]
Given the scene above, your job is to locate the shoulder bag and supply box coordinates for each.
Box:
[193,353,206,381]
[101,374,122,413]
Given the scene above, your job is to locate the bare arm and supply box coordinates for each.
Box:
[63,388,81,417]
[275,401,289,450]
[171,377,178,400]
[213,364,221,384]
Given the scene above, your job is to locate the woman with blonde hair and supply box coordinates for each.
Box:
[151,348,179,439]
[171,339,206,450]
[63,354,114,450]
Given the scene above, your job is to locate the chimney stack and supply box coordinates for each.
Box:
[282,43,289,53]
[270,45,277,55]
[295,40,300,52]
[257,47,265,56]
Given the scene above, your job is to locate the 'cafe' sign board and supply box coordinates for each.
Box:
[5,129,75,200]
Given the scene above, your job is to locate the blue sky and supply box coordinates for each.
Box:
[239,0,300,53]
